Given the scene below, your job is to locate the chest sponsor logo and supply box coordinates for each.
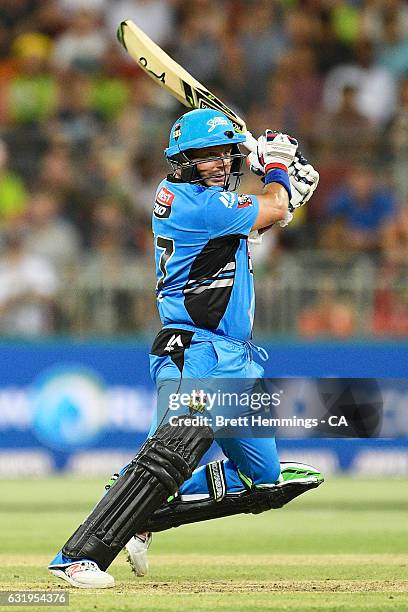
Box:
[237,194,253,208]
[154,187,175,218]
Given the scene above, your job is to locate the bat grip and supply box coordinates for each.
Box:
[243,131,257,153]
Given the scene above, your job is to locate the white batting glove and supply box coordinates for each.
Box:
[277,209,294,228]
[247,150,319,219]
[248,229,262,244]
[256,130,298,173]
[288,152,319,209]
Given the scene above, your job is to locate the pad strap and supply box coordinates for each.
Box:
[206,460,227,502]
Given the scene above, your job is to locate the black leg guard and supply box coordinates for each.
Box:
[142,460,324,533]
[62,417,213,570]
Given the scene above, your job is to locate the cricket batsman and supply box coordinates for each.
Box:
[48,109,322,588]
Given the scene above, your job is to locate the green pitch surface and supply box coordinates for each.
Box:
[1,478,408,611]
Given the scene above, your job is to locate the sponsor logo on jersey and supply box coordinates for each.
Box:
[207,117,229,132]
[237,194,253,208]
[164,334,183,352]
[154,187,174,218]
[219,192,235,208]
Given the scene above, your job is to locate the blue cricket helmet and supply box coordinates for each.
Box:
[165,108,246,158]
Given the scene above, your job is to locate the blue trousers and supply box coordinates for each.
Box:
[148,326,281,496]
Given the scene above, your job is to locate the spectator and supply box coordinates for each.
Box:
[275,44,322,144]
[174,2,224,90]
[105,0,175,45]
[100,99,144,159]
[376,9,408,79]
[360,0,408,44]
[88,53,130,123]
[246,74,299,141]
[321,165,398,254]
[8,32,57,124]
[3,32,57,181]
[130,151,165,216]
[284,6,320,47]
[372,286,408,336]
[53,71,103,151]
[0,139,28,230]
[372,257,408,337]
[52,8,108,73]
[89,196,143,252]
[297,280,355,339]
[24,189,81,272]
[82,224,154,333]
[314,84,378,164]
[385,76,408,201]
[314,8,353,75]
[0,0,41,34]
[37,139,77,200]
[0,1,406,338]
[330,1,360,47]
[90,195,152,258]
[381,206,408,262]
[237,0,286,103]
[58,0,107,17]
[0,231,58,336]
[323,38,397,125]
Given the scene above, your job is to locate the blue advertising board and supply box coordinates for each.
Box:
[0,340,407,476]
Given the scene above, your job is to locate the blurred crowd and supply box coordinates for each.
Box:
[0,0,407,338]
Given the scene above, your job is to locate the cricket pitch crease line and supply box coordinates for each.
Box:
[2,553,408,567]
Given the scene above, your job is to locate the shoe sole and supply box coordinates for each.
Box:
[124,548,148,577]
[49,568,114,589]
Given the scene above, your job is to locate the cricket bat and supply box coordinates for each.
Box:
[117,20,257,152]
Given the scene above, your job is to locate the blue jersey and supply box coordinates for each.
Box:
[152,177,260,341]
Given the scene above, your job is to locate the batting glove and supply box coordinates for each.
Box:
[246,153,264,177]
[256,130,298,174]
[288,152,319,209]
[247,150,319,213]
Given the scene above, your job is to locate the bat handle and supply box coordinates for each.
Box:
[243,131,257,153]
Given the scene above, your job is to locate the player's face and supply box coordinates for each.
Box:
[191,145,233,187]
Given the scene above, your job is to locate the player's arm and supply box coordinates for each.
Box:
[205,132,296,238]
[249,131,298,231]
[252,183,289,230]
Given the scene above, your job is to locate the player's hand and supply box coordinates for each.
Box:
[247,150,319,211]
[256,130,298,174]
[288,152,319,209]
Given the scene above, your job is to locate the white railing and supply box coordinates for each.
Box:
[53,251,408,337]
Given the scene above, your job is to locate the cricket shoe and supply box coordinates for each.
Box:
[125,532,152,577]
[278,461,324,485]
[268,461,324,506]
[48,551,114,589]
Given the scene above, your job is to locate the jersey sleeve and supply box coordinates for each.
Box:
[205,190,260,238]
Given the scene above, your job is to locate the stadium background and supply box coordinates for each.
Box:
[0,0,407,479]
